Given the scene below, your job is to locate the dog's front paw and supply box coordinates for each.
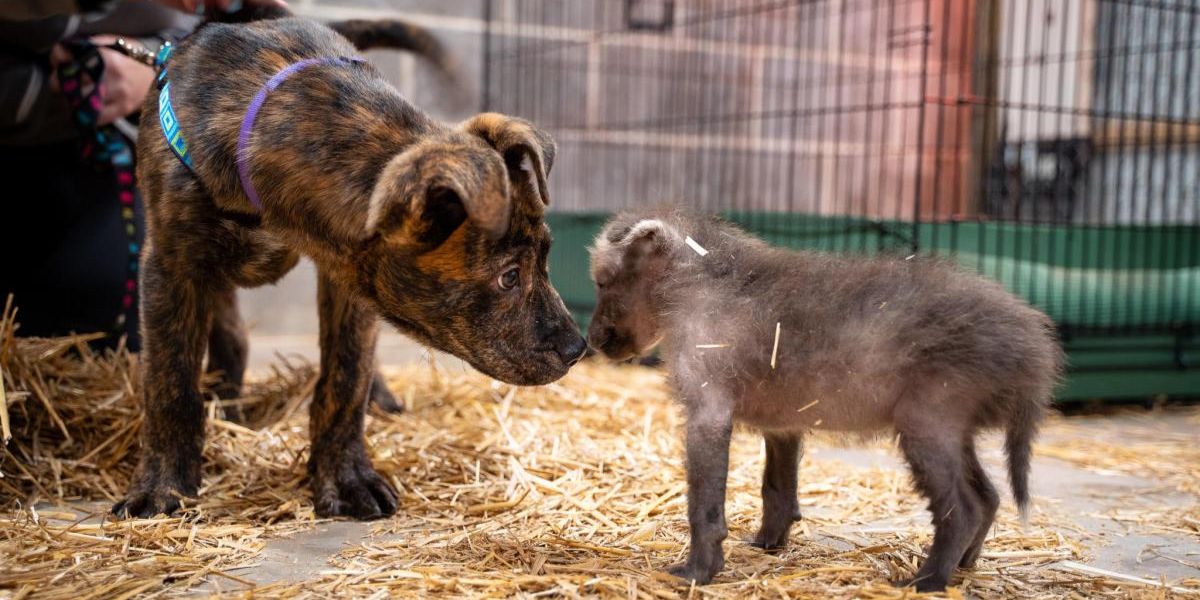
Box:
[112,461,197,518]
[113,488,182,518]
[311,457,398,520]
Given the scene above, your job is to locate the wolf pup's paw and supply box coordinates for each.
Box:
[892,573,949,593]
[112,462,198,518]
[746,528,790,551]
[958,545,983,569]
[747,509,800,551]
[310,456,398,520]
[666,556,722,585]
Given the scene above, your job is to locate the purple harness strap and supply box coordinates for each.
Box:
[236,56,365,211]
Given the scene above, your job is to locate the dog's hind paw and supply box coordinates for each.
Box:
[369,371,405,414]
[312,461,399,520]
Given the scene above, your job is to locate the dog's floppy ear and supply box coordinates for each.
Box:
[366,142,511,244]
[459,113,556,208]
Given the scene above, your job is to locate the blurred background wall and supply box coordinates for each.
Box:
[241,0,1199,400]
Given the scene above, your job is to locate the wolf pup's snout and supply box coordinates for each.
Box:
[586,322,621,357]
[585,323,609,350]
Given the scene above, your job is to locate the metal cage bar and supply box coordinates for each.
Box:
[481,0,1199,382]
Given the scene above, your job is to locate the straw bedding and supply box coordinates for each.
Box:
[2,302,1198,598]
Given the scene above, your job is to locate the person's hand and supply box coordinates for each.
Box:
[93,36,156,125]
[156,0,288,12]
[49,35,156,126]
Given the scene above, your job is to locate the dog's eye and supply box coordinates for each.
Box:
[498,267,520,290]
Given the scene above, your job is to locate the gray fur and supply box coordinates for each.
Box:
[587,208,1063,591]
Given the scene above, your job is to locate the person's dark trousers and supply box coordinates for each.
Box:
[0,139,144,351]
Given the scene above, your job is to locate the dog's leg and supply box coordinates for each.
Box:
[369,366,404,414]
[308,270,398,519]
[206,287,249,418]
[668,399,733,584]
[749,433,803,550]
[113,249,213,518]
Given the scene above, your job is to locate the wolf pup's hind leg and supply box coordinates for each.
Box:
[959,437,1000,569]
[892,393,983,592]
[749,434,803,551]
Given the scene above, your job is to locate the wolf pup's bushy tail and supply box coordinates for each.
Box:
[1004,405,1037,523]
[1004,313,1063,525]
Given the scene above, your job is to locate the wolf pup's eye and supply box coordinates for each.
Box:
[498,267,520,290]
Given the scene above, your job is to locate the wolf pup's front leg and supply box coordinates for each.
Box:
[307,272,398,519]
[114,249,214,518]
[668,388,734,584]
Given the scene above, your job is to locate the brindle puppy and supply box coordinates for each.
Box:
[588,209,1063,592]
[115,13,586,520]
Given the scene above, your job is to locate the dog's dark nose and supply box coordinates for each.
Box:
[556,335,588,366]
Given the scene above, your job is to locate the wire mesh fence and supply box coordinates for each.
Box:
[481,0,1199,349]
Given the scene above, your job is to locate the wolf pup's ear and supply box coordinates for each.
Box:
[366,141,512,245]
[624,219,673,251]
[460,113,556,209]
[619,218,678,268]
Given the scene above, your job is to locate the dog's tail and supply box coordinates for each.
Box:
[203,4,291,24]
[327,19,457,79]
[205,7,459,81]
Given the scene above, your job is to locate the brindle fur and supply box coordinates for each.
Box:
[115,13,586,521]
[587,209,1063,592]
